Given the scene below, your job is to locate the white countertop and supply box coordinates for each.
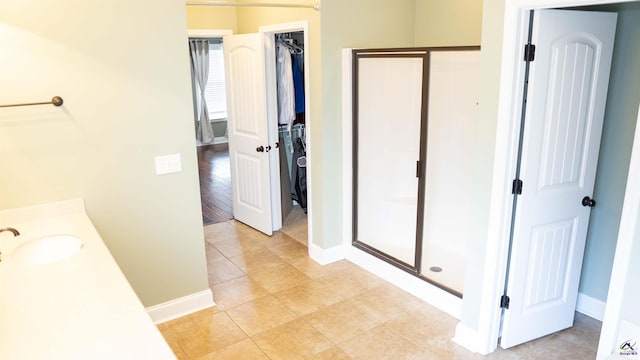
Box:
[0,199,176,360]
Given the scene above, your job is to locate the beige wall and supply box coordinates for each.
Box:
[457,0,505,333]
[414,0,483,46]
[320,0,417,247]
[185,1,485,250]
[0,0,209,307]
[0,0,487,311]
[186,5,238,32]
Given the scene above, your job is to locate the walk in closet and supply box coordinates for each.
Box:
[352,47,480,296]
[275,31,307,221]
[221,25,309,236]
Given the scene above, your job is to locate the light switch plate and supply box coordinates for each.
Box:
[155,153,182,175]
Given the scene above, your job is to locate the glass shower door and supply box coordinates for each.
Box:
[421,49,481,295]
[353,52,427,269]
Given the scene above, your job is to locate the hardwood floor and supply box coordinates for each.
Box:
[197,144,233,225]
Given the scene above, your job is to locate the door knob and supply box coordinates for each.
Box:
[582,196,596,207]
[256,146,264,152]
[266,145,271,152]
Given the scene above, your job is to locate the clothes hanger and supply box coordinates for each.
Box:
[276,35,303,54]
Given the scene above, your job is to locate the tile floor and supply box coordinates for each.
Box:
[158,220,602,359]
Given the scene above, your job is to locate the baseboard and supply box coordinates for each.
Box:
[347,246,462,319]
[453,322,481,354]
[308,242,346,265]
[146,289,215,324]
[576,292,606,321]
[212,136,228,145]
[196,137,228,146]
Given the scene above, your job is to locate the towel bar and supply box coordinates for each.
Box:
[0,96,64,108]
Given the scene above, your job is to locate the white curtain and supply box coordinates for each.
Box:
[189,39,214,144]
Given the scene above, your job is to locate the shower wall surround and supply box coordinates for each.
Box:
[352,47,481,296]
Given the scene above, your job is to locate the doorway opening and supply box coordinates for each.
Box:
[189,22,312,243]
[464,1,640,356]
[188,30,233,225]
[271,29,309,244]
[190,24,313,301]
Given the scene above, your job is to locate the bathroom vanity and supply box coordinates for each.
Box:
[0,199,175,359]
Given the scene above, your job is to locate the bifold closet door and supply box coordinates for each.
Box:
[354,54,426,267]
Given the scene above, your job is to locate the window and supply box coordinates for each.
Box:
[204,42,227,120]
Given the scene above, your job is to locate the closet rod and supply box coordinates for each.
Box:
[0,96,64,108]
[185,1,320,10]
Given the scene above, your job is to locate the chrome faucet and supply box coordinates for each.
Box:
[0,227,20,262]
[0,227,20,236]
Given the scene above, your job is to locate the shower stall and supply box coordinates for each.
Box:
[352,47,480,296]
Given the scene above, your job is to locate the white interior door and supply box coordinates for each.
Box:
[500,9,617,348]
[355,54,425,267]
[223,33,273,235]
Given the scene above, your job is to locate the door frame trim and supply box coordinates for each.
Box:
[468,0,639,356]
[187,29,233,37]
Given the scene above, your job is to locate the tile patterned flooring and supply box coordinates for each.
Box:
[158,220,602,359]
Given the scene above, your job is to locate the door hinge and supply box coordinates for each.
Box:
[512,179,523,195]
[524,44,536,62]
[500,295,510,309]
[416,160,420,178]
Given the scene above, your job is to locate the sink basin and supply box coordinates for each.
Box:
[11,235,84,265]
